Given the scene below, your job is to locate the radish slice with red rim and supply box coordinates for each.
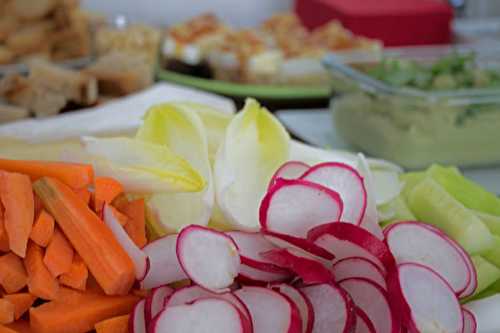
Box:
[339,278,398,333]
[264,231,335,261]
[260,178,343,239]
[332,257,387,290]
[300,162,367,225]
[300,283,356,333]
[388,263,463,333]
[308,223,395,274]
[177,225,240,293]
[355,307,376,333]
[145,285,173,323]
[227,231,289,273]
[261,248,333,284]
[151,298,251,333]
[130,299,147,333]
[462,308,477,333]
[385,222,472,297]
[269,161,310,189]
[238,263,292,285]
[272,283,314,333]
[164,285,252,324]
[235,286,302,333]
[103,205,149,280]
[140,234,187,290]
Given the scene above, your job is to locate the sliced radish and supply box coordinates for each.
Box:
[465,294,500,333]
[385,222,472,297]
[388,263,463,333]
[130,299,147,333]
[300,283,356,333]
[269,161,310,189]
[339,278,398,333]
[177,225,240,293]
[261,248,333,284]
[355,307,376,333]
[235,286,302,333]
[272,283,314,333]
[332,257,387,290]
[145,285,174,323]
[238,263,292,285]
[308,223,395,274]
[152,298,250,333]
[300,162,367,225]
[164,285,252,324]
[462,308,477,333]
[140,234,187,290]
[264,231,334,262]
[260,178,343,239]
[227,231,289,273]
[103,205,149,280]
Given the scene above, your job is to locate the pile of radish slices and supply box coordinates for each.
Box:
[117,161,478,333]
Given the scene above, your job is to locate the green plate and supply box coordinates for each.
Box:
[157,69,331,100]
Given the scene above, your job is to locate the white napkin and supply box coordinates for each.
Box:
[0,83,236,142]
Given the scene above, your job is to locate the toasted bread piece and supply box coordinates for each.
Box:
[11,0,57,21]
[28,59,97,105]
[6,21,54,55]
[51,9,91,60]
[0,103,29,123]
[0,46,14,65]
[0,17,18,42]
[84,52,153,96]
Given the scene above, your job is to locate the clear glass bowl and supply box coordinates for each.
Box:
[324,43,500,169]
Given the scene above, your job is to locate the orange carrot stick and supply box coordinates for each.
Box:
[0,159,94,190]
[30,210,55,248]
[0,299,14,325]
[74,188,91,206]
[33,195,44,219]
[0,215,9,253]
[33,178,135,296]
[43,229,74,277]
[4,320,32,333]
[119,199,147,248]
[108,206,128,227]
[0,253,28,294]
[30,292,139,333]
[24,242,59,301]
[59,254,88,291]
[95,314,129,333]
[3,294,36,320]
[95,177,124,205]
[0,324,18,333]
[0,172,34,258]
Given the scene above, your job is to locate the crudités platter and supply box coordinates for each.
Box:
[0,94,499,333]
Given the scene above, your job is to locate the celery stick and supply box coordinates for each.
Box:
[475,210,500,236]
[483,236,500,268]
[379,195,416,227]
[472,256,500,296]
[400,171,425,200]
[408,177,493,255]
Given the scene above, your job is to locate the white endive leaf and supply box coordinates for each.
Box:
[136,103,214,233]
[290,140,403,206]
[80,136,205,194]
[215,98,290,230]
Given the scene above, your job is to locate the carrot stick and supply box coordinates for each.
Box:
[30,210,55,248]
[29,292,139,333]
[107,206,128,227]
[0,214,9,253]
[119,199,147,248]
[59,254,88,291]
[0,324,18,333]
[0,253,28,294]
[95,314,129,333]
[4,320,32,333]
[33,178,135,296]
[33,195,44,219]
[74,188,91,206]
[24,242,59,301]
[0,159,94,190]
[0,172,34,258]
[0,299,14,325]
[43,229,74,277]
[3,294,36,320]
[95,177,124,205]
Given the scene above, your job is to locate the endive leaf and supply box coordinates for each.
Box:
[80,136,205,193]
[136,103,214,233]
[214,98,290,230]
